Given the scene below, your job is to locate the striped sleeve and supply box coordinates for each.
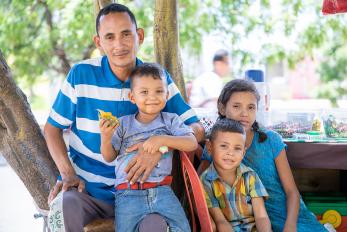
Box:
[247,171,269,199]
[47,66,77,129]
[164,71,199,125]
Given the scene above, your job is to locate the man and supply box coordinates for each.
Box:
[189,49,230,109]
[44,3,204,232]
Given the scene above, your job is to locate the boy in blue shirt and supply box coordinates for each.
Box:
[100,63,197,232]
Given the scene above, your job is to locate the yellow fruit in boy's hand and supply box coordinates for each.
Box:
[97,109,120,127]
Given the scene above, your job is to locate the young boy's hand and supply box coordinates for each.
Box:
[99,118,118,142]
[142,136,165,154]
[216,221,234,232]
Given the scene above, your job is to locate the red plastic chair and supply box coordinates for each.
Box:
[180,151,213,232]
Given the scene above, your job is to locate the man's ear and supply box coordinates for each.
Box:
[128,91,136,104]
[136,28,145,45]
[93,35,104,54]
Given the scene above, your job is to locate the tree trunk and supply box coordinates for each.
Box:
[154,0,187,101]
[94,0,116,18]
[0,50,59,210]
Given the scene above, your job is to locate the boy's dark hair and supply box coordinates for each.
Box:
[213,49,229,63]
[96,3,137,35]
[129,63,166,89]
[217,79,268,143]
[209,118,245,142]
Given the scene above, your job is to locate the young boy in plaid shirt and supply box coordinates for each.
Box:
[200,118,271,232]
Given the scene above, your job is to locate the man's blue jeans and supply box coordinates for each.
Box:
[114,185,190,232]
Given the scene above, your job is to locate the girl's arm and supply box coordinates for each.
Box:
[275,149,300,232]
[209,208,234,232]
[251,197,272,232]
[142,134,198,154]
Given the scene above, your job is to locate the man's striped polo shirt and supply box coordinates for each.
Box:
[47,56,198,204]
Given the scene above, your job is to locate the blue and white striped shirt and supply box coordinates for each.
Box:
[47,56,198,204]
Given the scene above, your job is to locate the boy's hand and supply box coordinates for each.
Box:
[99,118,118,141]
[216,221,234,232]
[142,136,165,154]
[124,142,162,184]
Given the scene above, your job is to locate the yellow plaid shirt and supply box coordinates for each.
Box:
[200,163,268,232]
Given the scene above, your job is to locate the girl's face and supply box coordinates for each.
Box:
[220,91,257,132]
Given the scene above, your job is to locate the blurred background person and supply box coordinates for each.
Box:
[189,49,231,109]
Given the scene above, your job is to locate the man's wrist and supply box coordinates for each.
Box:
[61,170,77,180]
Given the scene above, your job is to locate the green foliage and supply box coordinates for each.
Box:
[318,44,347,105]
[1,0,347,104]
[0,0,94,82]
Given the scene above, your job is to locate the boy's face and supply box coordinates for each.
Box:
[207,131,246,172]
[129,76,168,115]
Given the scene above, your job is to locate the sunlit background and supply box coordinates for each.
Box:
[1,0,347,231]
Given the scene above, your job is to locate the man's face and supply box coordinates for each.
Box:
[214,58,230,77]
[94,12,144,72]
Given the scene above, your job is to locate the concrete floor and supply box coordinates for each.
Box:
[0,157,44,232]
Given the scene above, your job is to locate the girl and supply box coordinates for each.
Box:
[200,79,326,232]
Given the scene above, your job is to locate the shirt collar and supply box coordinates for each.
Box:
[102,56,143,86]
[205,162,253,181]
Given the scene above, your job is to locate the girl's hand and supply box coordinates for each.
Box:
[99,118,118,142]
[142,136,164,155]
[283,223,297,232]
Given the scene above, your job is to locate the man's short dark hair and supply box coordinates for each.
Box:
[213,49,229,63]
[209,118,245,141]
[96,3,137,35]
[129,63,166,89]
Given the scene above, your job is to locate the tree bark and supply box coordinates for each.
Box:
[0,50,59,210]
[154,0,187,101]
[94,0,116,18]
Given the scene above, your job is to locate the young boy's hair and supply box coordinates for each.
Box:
[209,118,245,142]
[129,63,166,89]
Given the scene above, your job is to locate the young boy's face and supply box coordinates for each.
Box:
[129,75,168,115]
[207,131,246,171]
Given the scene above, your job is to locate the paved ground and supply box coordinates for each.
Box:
[0,157,44,232]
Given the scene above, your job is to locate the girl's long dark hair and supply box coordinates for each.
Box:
[217,79,267,143]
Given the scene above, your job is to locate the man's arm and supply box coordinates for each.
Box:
[189,121,205,142]
[44,123,84,203]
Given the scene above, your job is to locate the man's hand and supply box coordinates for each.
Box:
[124,143,162,184]
[48,175,85,204]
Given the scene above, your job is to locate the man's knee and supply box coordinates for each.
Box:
[62,190,83,212]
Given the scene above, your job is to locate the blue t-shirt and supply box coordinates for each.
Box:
[202,130,326,232]
[47,56,199,204]
[112,112,193,187]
